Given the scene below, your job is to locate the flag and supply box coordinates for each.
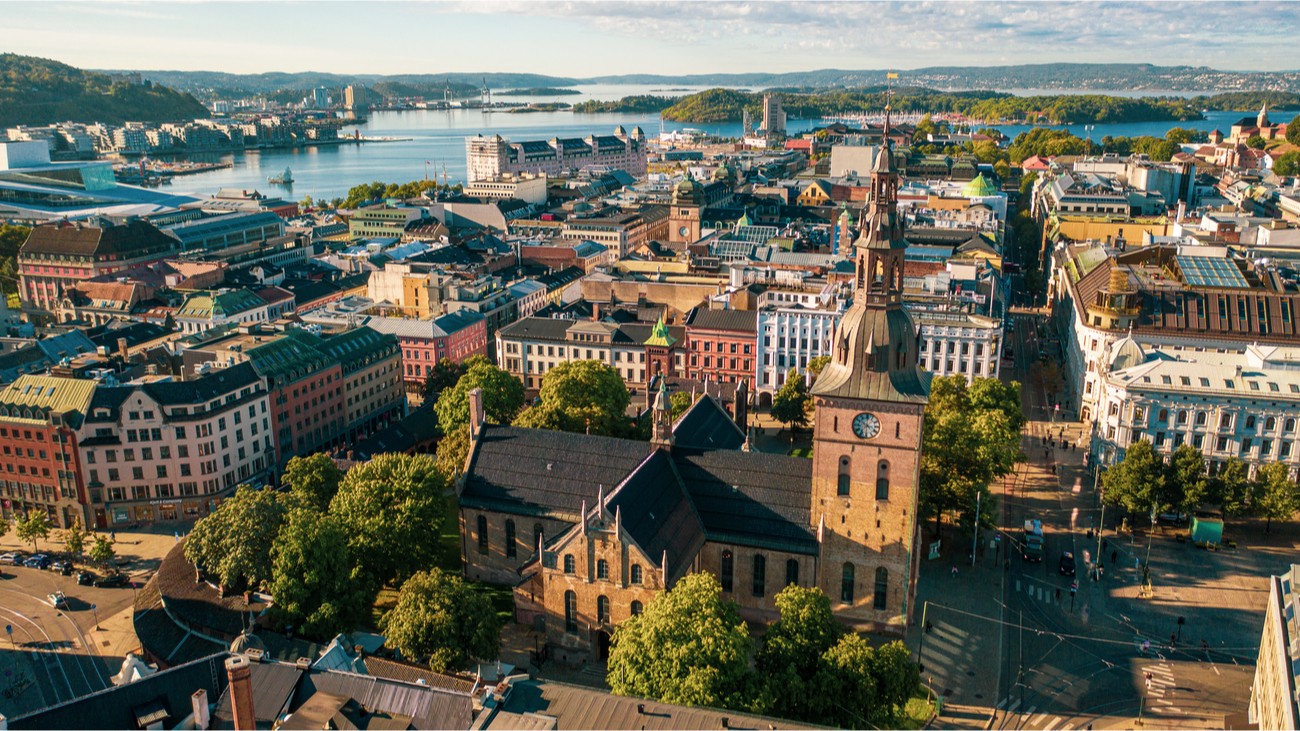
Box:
[887,72,899,80]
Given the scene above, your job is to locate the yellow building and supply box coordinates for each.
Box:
[1251,564,1300,730]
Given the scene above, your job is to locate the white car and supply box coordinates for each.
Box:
[47,591,68,609]
[0,552,20,565]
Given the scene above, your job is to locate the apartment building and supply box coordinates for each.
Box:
[1250,564,1300,731]
[174,289,275,335]
[78,363,273,528]
[683,308,758,385]
[912,308,1003,382]
[465,128,647,183]
[497,317,685,392]
[0,376,94,529]
[316,326,406,443]
[463,174,548,205]
[19,218,179,313]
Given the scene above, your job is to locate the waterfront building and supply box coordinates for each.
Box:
[1250,564,1300,731]
[463,121,928,663]
[346,204,428,240]
[344,84,369,111]
[762,93,786,137]
[0,375,94,529]
[465,127,647,183]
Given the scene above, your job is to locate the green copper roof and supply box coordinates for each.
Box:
[963,173,998,198]
[644,317,677,347]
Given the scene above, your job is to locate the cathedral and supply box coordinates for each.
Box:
[457,112,931,664]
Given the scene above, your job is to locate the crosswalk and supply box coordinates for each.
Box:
[1141,659,1183,715]
[994,699,1083,730]
[994,656,1184,729]
[1014,578,1070,606]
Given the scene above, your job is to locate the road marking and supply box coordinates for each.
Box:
[1023,705,1037,718]
[1150,677,1174,687]
[1147,688,1165,698]
[1006,698,1021,713]
[1042,716,1062,730]
[1016,579,1022,592]
[1027,711,1045,725]
[1142,665,1173,676]
[996,698,1007,710]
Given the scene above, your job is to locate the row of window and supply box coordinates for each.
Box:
[563,591,642,633]
[717,549,888,608]
[1126,406,1298,434]
[838,458,890,500]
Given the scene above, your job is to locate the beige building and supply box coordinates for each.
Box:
[463,174,548,205]
[1251,564,1300,731]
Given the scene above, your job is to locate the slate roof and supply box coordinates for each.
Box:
[20,218,178,259]
[362,656,478,695]
[213,660,305,727]
[605,450,705,581]
[671,394,745,450]
[684,307,758,333]
[462,426,651,519]
[288,669,473,731]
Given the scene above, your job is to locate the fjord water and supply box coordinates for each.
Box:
[167,84,1296,202]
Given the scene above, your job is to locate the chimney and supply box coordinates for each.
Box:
[468,387,485,442]
[192,689,210,731]
[117,337,129,360]
[225,655,255,731]
[733,379,749,432]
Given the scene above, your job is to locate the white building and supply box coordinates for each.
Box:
[463,173,548,205]
[912,308,1003,381]
[465,128,647,183]
[756,293,844,395]
[1091,338,1300,475]
[1250,564,1300,731]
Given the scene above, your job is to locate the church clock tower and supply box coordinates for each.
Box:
[668,174,703,246]
[809,102,929,632]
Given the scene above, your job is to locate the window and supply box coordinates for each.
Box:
[1246,416,1256,430]
[505,519,517,559]
[837,456,851,496]
[874,567,889,610]
[564,554,575,574]
[1158,409,1168,423]
[564,591,578,633]
[876,461,890,500]
[786,559,799,587]
[1288,418,1296,433]
[841,562,855,602]
[1195,411,1207,427]
[597,559,609,581]
[720,549,734,592]
[597,595,610,624]
[1177,411,1188,425]
[476,515,488,554]
[631,600,643,616]
[752,554,766,597]
[631,564,643,585]
[1267,417,1277,431]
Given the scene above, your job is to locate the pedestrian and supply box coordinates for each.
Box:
[1111,549,1117,565]
[951,565,958,578]
[1142,639,1150,653]
[1201,639,1209,653]
[1056,587,1062,601]
[1170,632,1177,649]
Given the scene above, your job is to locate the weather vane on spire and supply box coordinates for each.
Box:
[884,71,898,140]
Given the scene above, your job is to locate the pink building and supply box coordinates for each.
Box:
[359,310,489,389]
[19,218,179,314]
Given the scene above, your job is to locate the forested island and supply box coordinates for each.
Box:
[0,53,208,126]
[572,95,681,114]
[499,87,581,96]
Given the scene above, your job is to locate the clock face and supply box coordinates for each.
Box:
[678,225,691,237]
[852,412,881,439]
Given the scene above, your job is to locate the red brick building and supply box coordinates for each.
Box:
[0,376,94,528]
[683,307,758,385]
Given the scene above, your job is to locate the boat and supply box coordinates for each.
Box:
[268,167,294,184]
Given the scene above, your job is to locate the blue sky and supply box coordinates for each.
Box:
[4,1,1298,76]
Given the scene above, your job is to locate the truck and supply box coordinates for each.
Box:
[1022,519,1045,562]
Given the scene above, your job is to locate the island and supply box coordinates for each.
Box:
[499,87,582,96]
[571,95,680,114]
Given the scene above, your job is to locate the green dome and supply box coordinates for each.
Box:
[963,173,998,198]
[712,163,735,184]
[672,174,705,206]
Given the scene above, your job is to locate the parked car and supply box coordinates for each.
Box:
[23,554,50,569]
[47,591,68,609]
[76,570,97,586]
[0,552,22,565]
[1058,551,1077,577]
[93,571,130,588]
[50,560,74,575]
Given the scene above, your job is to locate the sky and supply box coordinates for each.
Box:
[4,1,1299,77]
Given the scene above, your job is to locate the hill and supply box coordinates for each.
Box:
[104,69,580,100]
[0,53,209,127]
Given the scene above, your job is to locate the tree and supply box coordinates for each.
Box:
[806,355,832,384]
[1275,150,1300,177]
[812,636,918,727]
[269,509,372,639]
[607,573,754,710]
[1287,120,1300,147]
[1209,458,1251,517]
[1246,134,1267,150]
[434,357,524,432]
[435,424,472,480]
[88,534,115,569]
[14,509,51,552]
[1167,444,1208,514]
[184,486,290,590]
[1101,439,1166,518]
[1165,127,1206,145]
[993,159,1012,181]
[382,569,499,673]
[770,370,810,432]
[669,391,695,420]
[513,360,633,438]
[282,453,343,512]
[330,453,447,586]
[422,357,467,404]
[1253,462,1300,532]
[755,585,842,721]
[61,516,86,559]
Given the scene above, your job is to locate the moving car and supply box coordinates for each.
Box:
[50,560,74,575]
[1058,551,1077,577]
[0,552,22,565]
[93,571,130,588]
[47,591,68,609]
[23,554,50,569]
[76,570,97,586]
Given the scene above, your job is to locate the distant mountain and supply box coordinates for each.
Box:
[583,64,1300,93]
[101,69,580,100]
[0,54,209,127]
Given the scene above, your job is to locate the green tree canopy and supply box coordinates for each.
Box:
[755,585,843,720]
[806,355,832,383]
[812,636,919,727]
[184,486,290,590]
[282,453,343,512]
[15,509,52,552]
[1254,461,1300,532]
[435,424,472,480]
[330,453,448,586]
[1275,150,1300,177]
[61,516,86,558]
[607,573,754,710]
[88,534,115,569]
[269,509,372,640]
[1287,120,1300,147]
[669,391,695,420]
[512,360,633,438]
[382,569,500,673]
[1246,134,1267,150]
[770,370,811,431]
[1101,439,1167,517]
[434,356,524,432]
[1209,457,1251,517]
[1167,444,1208,514]
[422,357,468,404]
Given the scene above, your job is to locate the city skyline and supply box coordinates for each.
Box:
[6,0,1300,77]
